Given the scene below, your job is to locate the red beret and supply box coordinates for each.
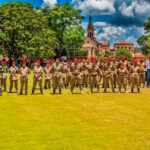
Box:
[134,60,138,63]
[2,61,6,65]
[37,60,41,64]
[12,61,16,64]
[92,60,96,64]
[121,63,124,66]
[22,62,26,65]
[107,57,111,61]
[50,59,54,62]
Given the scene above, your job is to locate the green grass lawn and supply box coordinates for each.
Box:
[0,73,150,150]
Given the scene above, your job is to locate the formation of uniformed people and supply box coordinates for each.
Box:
[0,55,149,96]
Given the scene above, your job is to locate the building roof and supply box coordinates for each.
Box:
[101,42,109,46]
[134,53,145,58]
[82,43,96,48]
[114,41,133,45]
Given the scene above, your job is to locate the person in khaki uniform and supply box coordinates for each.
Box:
[70,58,83,94]
[130,60,141,93]
[88,60,100,93]
[61,62,67,88]
[44,62,51,89]
[66,61,72,88]
[103,64,115,93]
[0,61,8,93]
[32,60,43,94]
[51,58,64,94]
[82,59,91,88]
[117,63,128,93]
[19,62,30,95]
[9,61,19,93]
[140,59,146,88]
[0,64,3,96]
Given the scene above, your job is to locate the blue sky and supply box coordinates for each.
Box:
[1,0,150,47]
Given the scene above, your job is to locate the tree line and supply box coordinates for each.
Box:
[0,2,85,59]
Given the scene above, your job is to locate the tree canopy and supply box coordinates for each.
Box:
[40,3,85,58]
[0,2,57,59]
[137,17,150,55]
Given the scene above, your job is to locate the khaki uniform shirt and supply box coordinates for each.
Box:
[20,67,30,80]
[9,66,19,80]
[51,63,63,77]
[34,66,43,80]
[44,66,51,80]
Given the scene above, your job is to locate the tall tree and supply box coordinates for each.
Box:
[41,3,85,58]
[137,17,150,55]
[0,2,57,59]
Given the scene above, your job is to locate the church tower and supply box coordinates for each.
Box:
[87,16,96,40]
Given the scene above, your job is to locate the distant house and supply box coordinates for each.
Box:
[114,41,135,53]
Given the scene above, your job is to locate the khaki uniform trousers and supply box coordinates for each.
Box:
[131,73,140,89]
[71,75,82,91]
[20,79,28,92]
[52,76,62,90]
[33,79,42,90]
[118,75,127,91]
[10,80,18,91]
[90,75,99,91]
[103,76,114,91]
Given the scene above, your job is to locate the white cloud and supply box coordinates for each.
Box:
[72,0,115,15]
[93,22,107,27]
[119,1,150,17]
[42,0,57,8]
[95,25,126,43]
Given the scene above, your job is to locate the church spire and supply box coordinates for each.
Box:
[87,16,95,40]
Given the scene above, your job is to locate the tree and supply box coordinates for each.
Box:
[116,49,133,60]
[41,3,85,58]
[137,17,150,55]
[0,2,57,59]
[99,51,113,59]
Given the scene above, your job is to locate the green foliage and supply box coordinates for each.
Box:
[116,49,133,60]
[137,17,150,55]
[41,3,85,58]
[0,2,57,59]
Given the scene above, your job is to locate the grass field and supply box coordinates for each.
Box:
[0,73,150,150]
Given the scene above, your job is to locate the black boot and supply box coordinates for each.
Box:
[52,89,55,95]
[138,88,140,93]
[104,89,106,93]
[44,85,47,89]
[64,84,67,89]
[40,89,43,94]
[85,84,88,88]
[9,89,11,93]
[0,90,2,96]
[25,91,28,95]
[131,89,133,93]
[19,91,22,95]
[59,89,62,95]
[32,89,34,95]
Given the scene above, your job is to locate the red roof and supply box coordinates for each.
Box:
[115,41,133,45]
[82,44,95,48]
[101,42,109,46]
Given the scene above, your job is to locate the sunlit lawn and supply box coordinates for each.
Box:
[0,73,150,150]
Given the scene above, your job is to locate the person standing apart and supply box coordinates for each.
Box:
[19,61,30,95]
[9,61,19,93]
[146,56,150,87]
[32,60,43,94]
[0,61,8,93]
